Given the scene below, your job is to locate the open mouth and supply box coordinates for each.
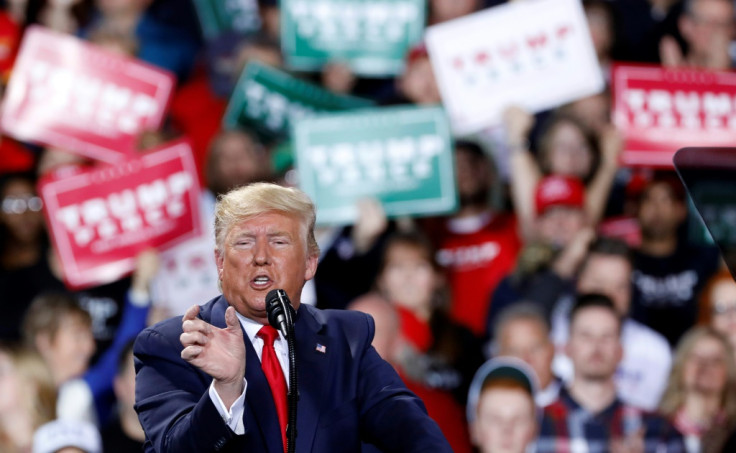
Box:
[251,275,272,289]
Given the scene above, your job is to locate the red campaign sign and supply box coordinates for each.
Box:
[39,141,202,289]
[0,26,175,163]
[612,63,736,168]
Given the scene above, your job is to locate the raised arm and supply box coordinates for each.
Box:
[584,125,622,226]
[504,106,541,242]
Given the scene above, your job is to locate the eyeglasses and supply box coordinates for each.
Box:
[689,13,734,30]
[687,353,725,368]
[713,302,736,316]
[1,196,43,214]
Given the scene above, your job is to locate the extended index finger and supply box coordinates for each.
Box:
[183,304,200,321]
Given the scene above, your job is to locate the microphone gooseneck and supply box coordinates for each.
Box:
[265,289,298,453]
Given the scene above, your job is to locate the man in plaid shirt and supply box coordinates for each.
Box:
[537,294,685,453]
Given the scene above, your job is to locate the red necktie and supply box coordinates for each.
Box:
[257,325,288,452]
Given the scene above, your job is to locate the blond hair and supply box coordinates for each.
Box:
[214,182,320,257]
[659,327,736,423]
[0,344,56,451]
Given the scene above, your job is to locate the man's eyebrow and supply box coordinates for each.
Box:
[267,231,292,239]
[231,230,292,238]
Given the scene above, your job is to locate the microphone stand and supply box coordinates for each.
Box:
[277,296,298,453]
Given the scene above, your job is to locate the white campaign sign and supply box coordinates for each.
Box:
[425,0,603,136]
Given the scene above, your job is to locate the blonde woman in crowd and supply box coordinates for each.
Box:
[0,343,56,452]
[659,327,736,453]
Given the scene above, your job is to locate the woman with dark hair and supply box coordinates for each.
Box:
[351,230,483,452]
[375,230,484,405]
[0,171,63,342]
[504,106,622,242]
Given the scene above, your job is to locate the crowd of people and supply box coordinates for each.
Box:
[1,0,736,451]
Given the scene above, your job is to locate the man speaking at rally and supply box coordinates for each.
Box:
[133,182,452,452]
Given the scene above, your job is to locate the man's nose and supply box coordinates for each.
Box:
[253,241,270,265]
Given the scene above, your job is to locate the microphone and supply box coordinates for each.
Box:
[265,288,299,453]
[266,289,292,338]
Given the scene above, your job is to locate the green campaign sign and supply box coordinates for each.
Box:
[192,0,262,40]
[223,61,373,141]
[294,106,457,225]
[280,0,426,76]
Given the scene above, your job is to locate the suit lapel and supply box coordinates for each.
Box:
[294,305,331,452]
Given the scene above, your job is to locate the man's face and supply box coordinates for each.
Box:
[455,147,491,207]
[472,387,536,453]
[537,206,586,247]
[681,0,734,59]
[577,254,632,316]
[567,307,622,381]
[216,211,318,324]
[209,133,267,195]
[637,183,685,241]
[499,318,555,388]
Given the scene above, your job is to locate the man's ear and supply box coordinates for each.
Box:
[215,249,224,276]
[304,253,319,281]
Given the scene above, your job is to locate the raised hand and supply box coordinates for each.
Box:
[352,198,388,255]
[503,105,534,149]
[131,248,160,297]
[180,305,246,408]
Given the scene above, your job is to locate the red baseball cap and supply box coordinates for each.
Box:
[535,175,585,215]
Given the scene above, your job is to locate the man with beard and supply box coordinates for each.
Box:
[538,294,685,453]
[422,141,521,337]
[631,174,720,347]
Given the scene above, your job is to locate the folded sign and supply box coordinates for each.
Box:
[1,26,174,163]
[613,64,736,167]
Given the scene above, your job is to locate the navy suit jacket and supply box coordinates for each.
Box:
[134,296,452,452]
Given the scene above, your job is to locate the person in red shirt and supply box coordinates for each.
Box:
[425,140,521,337]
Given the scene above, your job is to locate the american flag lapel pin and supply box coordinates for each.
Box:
[315,343,326,354]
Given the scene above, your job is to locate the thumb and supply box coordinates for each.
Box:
[225,306,242,334]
